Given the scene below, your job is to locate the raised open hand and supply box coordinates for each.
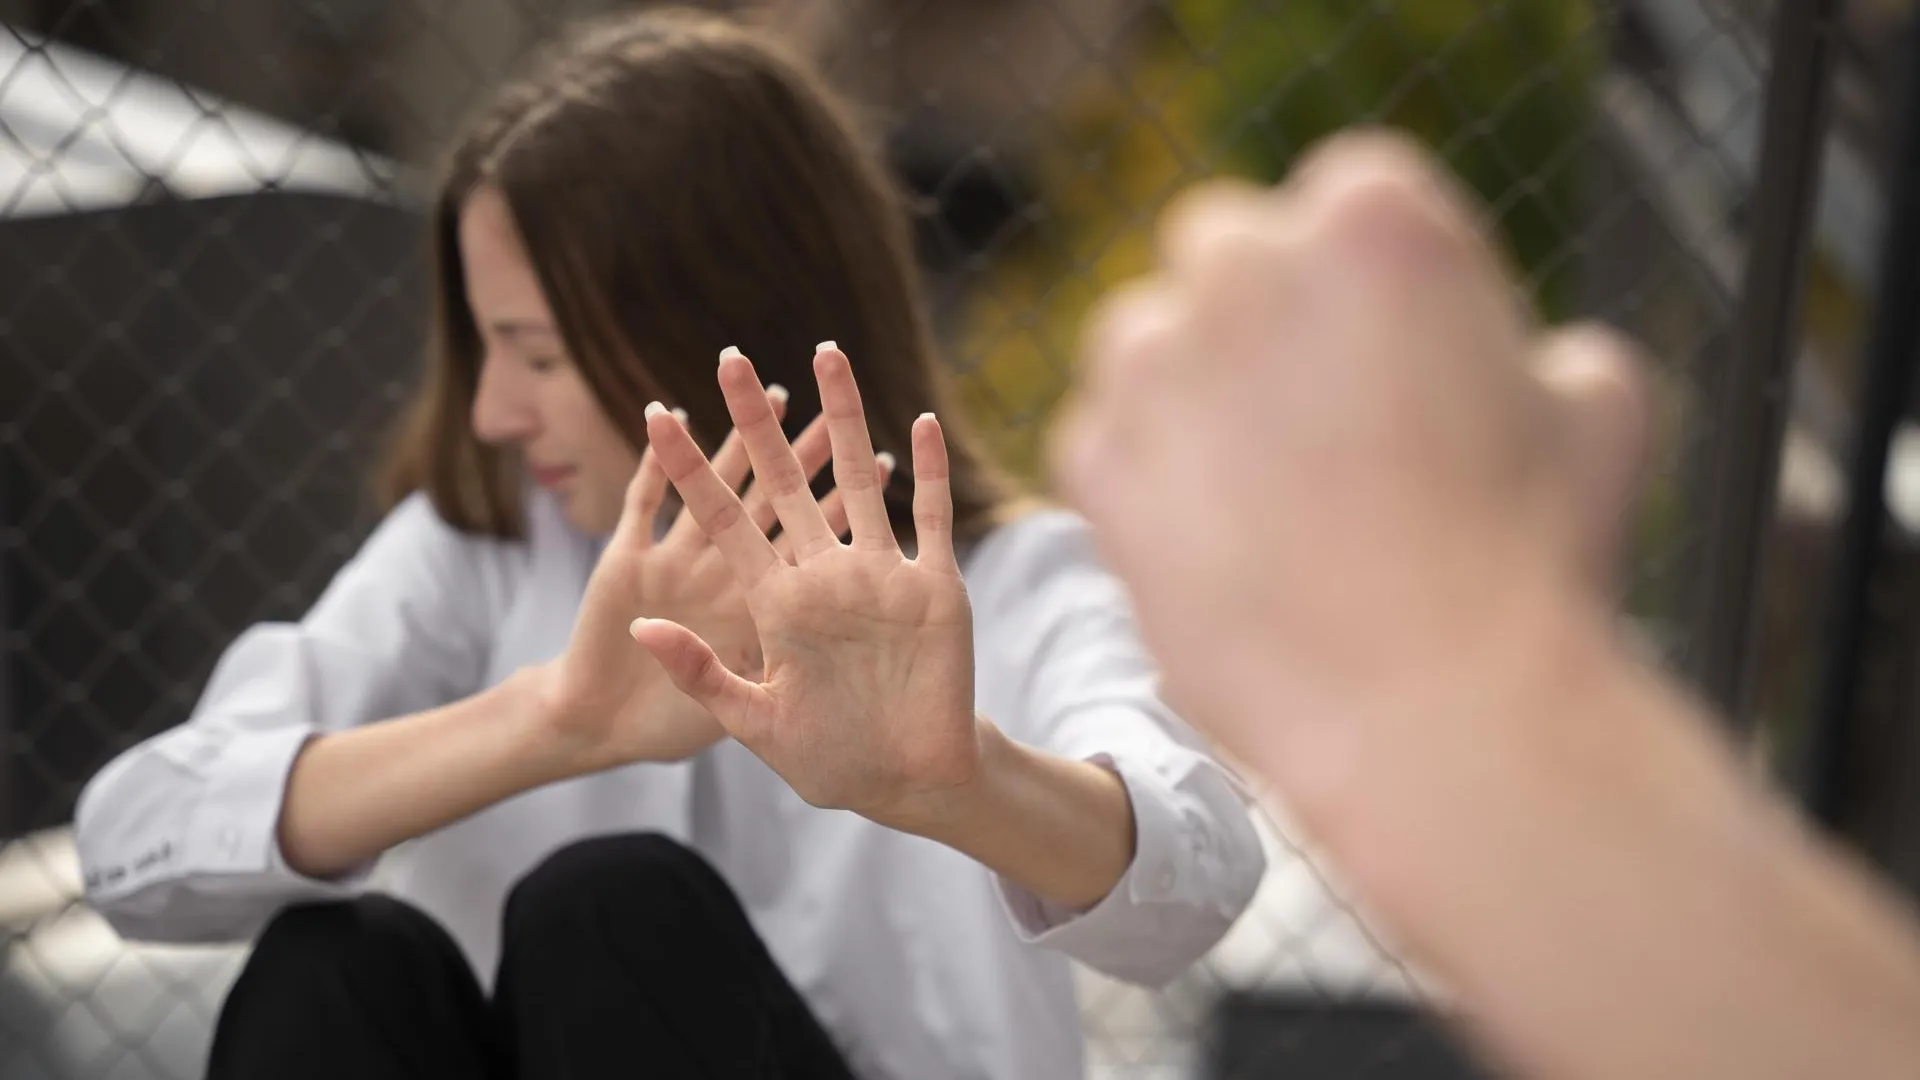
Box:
[539,386,894,774]
[630,345,979,826]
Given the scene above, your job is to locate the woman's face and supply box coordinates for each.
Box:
[459,186,641,536]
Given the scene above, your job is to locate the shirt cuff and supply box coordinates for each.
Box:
[193,725,374,892]
[994,752,1242,985]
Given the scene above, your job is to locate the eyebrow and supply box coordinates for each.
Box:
[487,318,558,341]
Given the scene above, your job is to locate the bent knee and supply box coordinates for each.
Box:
[505,833,719,941]
[249,895,457,977]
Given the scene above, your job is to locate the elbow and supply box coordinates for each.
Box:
[87,887,174,944]
[85,881,254,945]
[1218,804,1268,924]
[1110,820,1271,990]
[72,755,134,904]
[71,749,128,839]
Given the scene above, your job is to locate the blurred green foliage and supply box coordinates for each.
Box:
[1185,0,1599,313]
[952,0,1602,480]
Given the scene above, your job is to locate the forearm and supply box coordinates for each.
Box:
[277,667,574,878]
[1277,601,1920,1080]
[889,718,1136,911]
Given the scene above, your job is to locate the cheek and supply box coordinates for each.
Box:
[564,424,641,536]
[556,386,639,486]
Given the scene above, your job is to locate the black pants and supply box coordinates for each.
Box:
[205,833,856,1080]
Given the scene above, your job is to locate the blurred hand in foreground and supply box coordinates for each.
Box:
[1053,129,1920,1080]
[1053,131,1647,802]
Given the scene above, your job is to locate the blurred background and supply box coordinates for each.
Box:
[3,0,1918,1077]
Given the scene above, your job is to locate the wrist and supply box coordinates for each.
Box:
[881,718,1137,911]
[1245,562,1626,829]
[1273,576,1723,941]
[504,663,602,784]
[866,714,1006,839]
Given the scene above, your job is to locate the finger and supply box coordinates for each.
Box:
[825,450,895,540]
[610,444,669,552]
[1287,128,1485,241]
[1531,324,1653,594]
[629,617,770,736]
[741,408,833,540]
[774,449,890,563]
[644,401,782,587]
[667,385,789,547]
[719,349,836,557]
[910,413,957,574]
[814,344,896,550]
[713,384,790,492]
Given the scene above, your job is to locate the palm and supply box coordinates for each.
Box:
[749,551,976,812]
[633,346,982,822]
[547,494,734,771]
[547,393,858,772]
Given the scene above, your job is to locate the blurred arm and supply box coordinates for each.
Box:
[1052,129,1920,1080]
[1261,582,1920,1080]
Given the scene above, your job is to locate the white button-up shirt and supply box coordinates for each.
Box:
[74,490,1265,1080]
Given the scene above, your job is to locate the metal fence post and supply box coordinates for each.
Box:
[1801,10,1920,829]
[1685,0,1840,728]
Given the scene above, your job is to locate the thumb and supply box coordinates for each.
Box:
[1531,324,1653,596]
[629,617,763,730]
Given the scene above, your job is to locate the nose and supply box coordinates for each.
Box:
[471,354,539,445]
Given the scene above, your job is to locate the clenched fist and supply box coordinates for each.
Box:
[1052,131,1648,815]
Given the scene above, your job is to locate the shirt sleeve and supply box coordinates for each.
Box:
[971,511,1266,987]
[72,493,519,943]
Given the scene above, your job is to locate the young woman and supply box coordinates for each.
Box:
[74,10,1264,1079]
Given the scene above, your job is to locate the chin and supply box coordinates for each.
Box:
[554,492,618,537]
[545,490,602,534]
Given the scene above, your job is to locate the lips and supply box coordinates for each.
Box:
[529,464,575,489]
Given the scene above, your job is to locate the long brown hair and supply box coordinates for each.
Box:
[378,7,1017,540]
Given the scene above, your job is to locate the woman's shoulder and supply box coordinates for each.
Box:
[356,488,577,582]
[373,490,511,555]
[318,488,592,631]
[961,503,1114,608]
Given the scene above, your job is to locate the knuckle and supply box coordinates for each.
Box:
[835,463,878,492]
[1159,178,1269,253]
[688,645,724,687]
[757,461,802,495]
[1297,127,1433,183]
[1294,135,1483,266]
[1048,408,1106,496]
[1319,171,1439,242]
[1164,203,1282,283]
[704,498,744,535]
[1539,322,1654,432]
[1083,282,1184,385]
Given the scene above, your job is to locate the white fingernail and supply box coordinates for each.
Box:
[875,451,896,472]
[815,340,837,353]
[918,411,935,422]
[644,401,667,419]
[671,407,688,423]
[719,345,742,361]
[767,383,789,405]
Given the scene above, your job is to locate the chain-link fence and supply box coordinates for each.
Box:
[1,0,1906,1077]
